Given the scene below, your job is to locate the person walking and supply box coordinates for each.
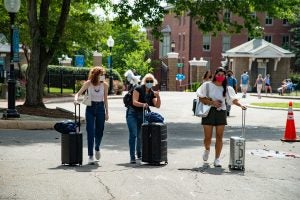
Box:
[264,74,272,95]
[126,73,161,164]
[254,74,264,99]
[226,70,237,116]
[240,71,249,98]
[202,70,212,82]
[196,67,246,167]
[74,66,109,164]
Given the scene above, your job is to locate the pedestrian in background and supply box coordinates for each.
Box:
[264,74,272,95]
[254,74,264,99]
[196,67,246,167]
[202,70,212,83]
[126,73,161,164]
[74,66,109,164]
[240,71,249,98]
[226,69,237,116]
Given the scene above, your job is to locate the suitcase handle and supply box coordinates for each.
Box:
[74,103,80,133]
[241,109,246,138]
[239,149,244,159]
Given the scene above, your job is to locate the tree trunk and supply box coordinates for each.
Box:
[24,0,71,107]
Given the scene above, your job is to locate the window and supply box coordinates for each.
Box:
[282,35,290,47]
[203,35,211,51]
[265,15,273,25]
[249,12,256,19]
[264,35,272,43]
[159,33,170,58]
[283,19,289,25]
[257,62,266,78]
[224,10,231,22]
[222,36,231,52]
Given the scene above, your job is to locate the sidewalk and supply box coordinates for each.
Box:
[0,95,123,130]
[0,92,299,130]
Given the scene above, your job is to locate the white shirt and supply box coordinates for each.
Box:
[196,81,237,110]
[88,83,104,102]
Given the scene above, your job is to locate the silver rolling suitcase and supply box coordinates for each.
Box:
[229,109,246,171]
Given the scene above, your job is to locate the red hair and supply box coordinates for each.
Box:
[88,66,105,85]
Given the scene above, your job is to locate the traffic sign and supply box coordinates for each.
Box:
[176,63,184,68]
[176,73,185,81]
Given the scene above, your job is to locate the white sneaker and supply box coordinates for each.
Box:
[95,151,101,160]
[214,158,222,167]
[202,150,210,161]
[88,156,94,165]
[136,158,142,165]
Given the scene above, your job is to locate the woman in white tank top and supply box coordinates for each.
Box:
[74,66,109,164]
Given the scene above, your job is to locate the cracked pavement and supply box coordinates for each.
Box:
[0,92,300,200]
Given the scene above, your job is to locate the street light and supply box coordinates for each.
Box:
[171,40,175,52]
[107,36,114,95]
[4,0,21,118]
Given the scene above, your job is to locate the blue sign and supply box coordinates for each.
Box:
[75,55,84,67]
[176,74,185,81]
[13,27,19,62]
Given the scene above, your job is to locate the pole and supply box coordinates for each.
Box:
[5,12,19,118]
[108,46,114,95]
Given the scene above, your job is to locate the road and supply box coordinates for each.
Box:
[0,92,300,200]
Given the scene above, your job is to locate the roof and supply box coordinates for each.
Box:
[222,39,295,58]
[0,43,24,53]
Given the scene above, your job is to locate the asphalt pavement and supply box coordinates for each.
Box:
[0,92,300,200]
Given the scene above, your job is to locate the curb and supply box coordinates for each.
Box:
[0,120,55,130]
[247,105,300,111]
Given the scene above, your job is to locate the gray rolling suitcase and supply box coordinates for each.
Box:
[229,109,246,171]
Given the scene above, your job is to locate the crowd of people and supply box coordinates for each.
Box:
[73,65,296,167]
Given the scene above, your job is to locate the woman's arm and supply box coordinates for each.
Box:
[104,83,109,120]
[232,99,247,110]
[152,90,161,108]
[74,80,90,102]
[132,90,146,108]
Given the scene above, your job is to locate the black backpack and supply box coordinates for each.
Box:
[123,87,134,107]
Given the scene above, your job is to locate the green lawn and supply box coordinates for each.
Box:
[251,102,300,108]
[48,87,74,94]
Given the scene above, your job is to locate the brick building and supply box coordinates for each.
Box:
[148,12,293,91]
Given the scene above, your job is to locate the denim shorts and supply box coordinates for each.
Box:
[201,107,227,125]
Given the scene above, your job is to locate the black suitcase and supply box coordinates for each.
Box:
[141,122,168,165]
[61,103,82,166]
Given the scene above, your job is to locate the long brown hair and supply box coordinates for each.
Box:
[88,66,105,85]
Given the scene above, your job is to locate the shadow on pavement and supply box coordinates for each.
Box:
[0,123,285,148]
[49,162,102,172]
[178,163,245,176]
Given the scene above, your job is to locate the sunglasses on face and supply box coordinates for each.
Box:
[146,80,154,83]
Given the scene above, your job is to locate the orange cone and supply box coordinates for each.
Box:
[281,101,300,142]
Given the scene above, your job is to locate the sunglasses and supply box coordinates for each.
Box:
[146,80,154,83]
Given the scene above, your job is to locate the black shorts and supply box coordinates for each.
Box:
[201,107,227,126]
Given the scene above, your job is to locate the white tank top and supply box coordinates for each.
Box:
[88,83,104,102]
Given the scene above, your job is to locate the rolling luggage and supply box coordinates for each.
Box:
[61,103,82,166]
[229,109,246,171]
[141,110,168,165]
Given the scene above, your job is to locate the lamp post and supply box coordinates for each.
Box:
[4,0,21,118]
[171,40,175,52]
[107,36,114,95]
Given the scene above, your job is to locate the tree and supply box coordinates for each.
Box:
[113,0,300,37]
[1,0,299,107]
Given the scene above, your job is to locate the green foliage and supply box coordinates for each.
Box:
[289,73,300,85]
[191,82,202,92]
[113,0,300,38]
